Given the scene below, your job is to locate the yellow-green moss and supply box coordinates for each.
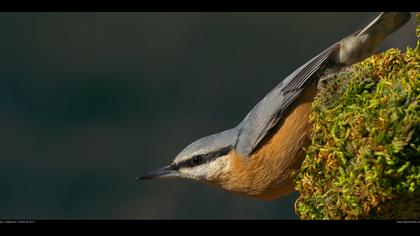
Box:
[294,16,420,220]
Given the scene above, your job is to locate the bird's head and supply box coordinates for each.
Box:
[137,129,238,184]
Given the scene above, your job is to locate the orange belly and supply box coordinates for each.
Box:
[218,79,319,200]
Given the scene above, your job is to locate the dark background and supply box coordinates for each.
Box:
[0,12,416,219]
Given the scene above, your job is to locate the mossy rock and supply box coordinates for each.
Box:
[294,15,420,220]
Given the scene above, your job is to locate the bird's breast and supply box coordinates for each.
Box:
[219,79,319,200]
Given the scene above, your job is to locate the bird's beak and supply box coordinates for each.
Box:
[136,165,178,180]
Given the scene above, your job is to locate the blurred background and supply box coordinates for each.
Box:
[0,12,416,219]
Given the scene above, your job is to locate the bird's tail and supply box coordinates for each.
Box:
[357,12,411,37]
[336,12,411,65]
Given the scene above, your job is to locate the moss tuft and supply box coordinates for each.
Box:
[294,15,420,220]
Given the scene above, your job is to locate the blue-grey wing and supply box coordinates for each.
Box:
[234,43,340,158]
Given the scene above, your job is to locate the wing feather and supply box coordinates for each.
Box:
[234,43,339,157]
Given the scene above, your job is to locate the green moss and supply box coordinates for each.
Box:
[294,15,420,220]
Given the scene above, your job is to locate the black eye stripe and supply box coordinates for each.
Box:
[175,146,232,169]
[191,156,203,165]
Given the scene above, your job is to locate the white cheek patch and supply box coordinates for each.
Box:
[204,155,230,180]
[181,164,209,180]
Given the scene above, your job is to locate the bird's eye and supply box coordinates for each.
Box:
[191,156,203,166]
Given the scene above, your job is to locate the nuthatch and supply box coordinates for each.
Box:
[138,12,411,200]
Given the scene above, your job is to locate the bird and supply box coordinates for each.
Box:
[137,12,411,200]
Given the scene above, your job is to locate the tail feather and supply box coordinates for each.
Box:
[357,12,411,37]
